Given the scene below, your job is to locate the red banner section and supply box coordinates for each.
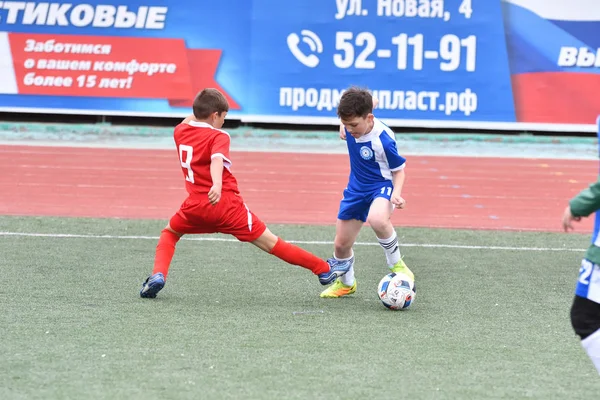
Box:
[512,72,600,125]
[9,33,240,109]
[167,49,240,109]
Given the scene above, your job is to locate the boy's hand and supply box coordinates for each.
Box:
[562,205,581,232]
[339,124,347,140]
[391,193,406,209]
[208,185,222,205]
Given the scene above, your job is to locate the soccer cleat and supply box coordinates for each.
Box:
[391,258,414,280]
[318,257,353,285]
[320,279,357,298]
[140,272,165,298]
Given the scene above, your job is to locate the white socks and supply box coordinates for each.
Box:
[581,328,600,374]
[335,251,355,286]
[377,231,401,268]
[334,231,401,287]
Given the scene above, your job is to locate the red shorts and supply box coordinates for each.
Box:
[169,191,266,242]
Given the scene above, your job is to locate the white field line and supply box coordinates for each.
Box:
[0,231,587,252]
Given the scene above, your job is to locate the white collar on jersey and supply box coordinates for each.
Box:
[187,120,212,128]
[354,118,380,143]
[185,120,231,137]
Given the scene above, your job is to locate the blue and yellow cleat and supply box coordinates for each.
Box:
[391,259,414,280]
[140,272,165,298]
[318,257,353,285]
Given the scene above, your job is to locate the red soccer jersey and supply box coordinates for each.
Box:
[173,120,240,195]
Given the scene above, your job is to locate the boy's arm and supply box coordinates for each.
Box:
[570,178,600,217]
[208,132,231,206]
[390,168,406,209]
[208,156,224,205]
[563,177,600,231]
[181,115,195,124]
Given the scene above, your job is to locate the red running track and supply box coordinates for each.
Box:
[0,145,596,232]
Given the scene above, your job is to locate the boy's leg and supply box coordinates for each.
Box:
[367,197,413,280]
[141,196,215,299]
[251,228,352,285]
[571,294,600,374]
[251,228,329,275]
[252,228,327,273]
[140,223,183,298]
[320,218,363,298]
[321,188,367,298]
[221,197,352,285]
[582,329,600,374]
[333,218,363,285]
[152,225,183,278]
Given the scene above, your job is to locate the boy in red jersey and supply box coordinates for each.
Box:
[140,88,352,298]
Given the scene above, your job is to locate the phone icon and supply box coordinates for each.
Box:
[287,30,323,68]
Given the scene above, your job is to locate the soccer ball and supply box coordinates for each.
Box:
[377,272,416,310]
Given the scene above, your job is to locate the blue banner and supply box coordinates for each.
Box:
[248,0,513,122]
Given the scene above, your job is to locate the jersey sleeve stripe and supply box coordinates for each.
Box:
[211,153,232,168]
[390,163,406,172]
[244,203,253,232]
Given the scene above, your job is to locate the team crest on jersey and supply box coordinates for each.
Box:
[360,146,373,160]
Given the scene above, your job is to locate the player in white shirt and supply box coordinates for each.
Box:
[321,87,414,298]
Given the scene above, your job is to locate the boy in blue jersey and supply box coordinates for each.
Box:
[321,87,414,298]
[562,177,600,374]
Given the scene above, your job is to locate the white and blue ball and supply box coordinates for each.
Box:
[377,272,416,310]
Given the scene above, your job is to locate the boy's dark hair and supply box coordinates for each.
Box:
[192,88,229,119]
[337,87,373,119]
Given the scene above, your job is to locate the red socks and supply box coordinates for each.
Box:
[269,237,329,275]
[153,233,328,278]
[152,229,181,278]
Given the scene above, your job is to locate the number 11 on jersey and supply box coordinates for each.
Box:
[179,144,194,183]
[380,187,392,196]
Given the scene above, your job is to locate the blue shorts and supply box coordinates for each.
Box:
[337,184,393,222]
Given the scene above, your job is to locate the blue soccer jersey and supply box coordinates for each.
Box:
[337,118,406,222]
[345,117,406,193]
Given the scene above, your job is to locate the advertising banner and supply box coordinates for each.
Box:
[0,0,598,132]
